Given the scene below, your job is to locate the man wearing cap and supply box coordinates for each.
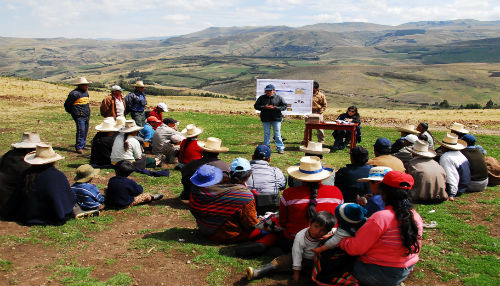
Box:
[180,137,230,200]
[460,134,488,192]
[151,117,183,156]
[100,85,126,119]
[438,133,471,199]
[367,138,405,172]
[254,84,288,154]
[0,132,41,208]
[125,80,148,126]
[246,145,287,214]
[149,103,168,123]
[406,140,447,203]
[64,77,91,154]
[335,146,372,203]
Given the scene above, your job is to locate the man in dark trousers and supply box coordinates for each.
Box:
[64,77,91,154]
[125,80,148,127]
[254,84,287,154]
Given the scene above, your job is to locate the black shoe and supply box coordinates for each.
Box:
[152,194,163,201]
[235,242,266,257]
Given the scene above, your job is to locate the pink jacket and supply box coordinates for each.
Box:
[339,206,423,268]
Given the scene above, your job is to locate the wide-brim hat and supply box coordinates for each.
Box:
[299,141,330,155]
[190,164,223,187]
[11,132,42,149]
[287,156,333,182]
[24,143,64,165]
[95,117,119,132]
[115,116,126,128]
[397,124,419,135]
[438,133,467,151]
[120,120,143,133]
[198,137,229,153]
[74,164,100,183]
[74,77,91,85]
[181,124,203,138]
[358,166,393,182]
[132,81,146,87]
[406,139,437,158]
[449,122,469,134]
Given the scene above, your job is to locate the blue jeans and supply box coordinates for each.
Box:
[73,116,89,150]
[262,121,284,151]
[353,260,414,286]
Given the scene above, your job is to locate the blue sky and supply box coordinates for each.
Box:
[1,0,499,39]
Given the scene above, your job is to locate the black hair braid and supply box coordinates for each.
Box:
[122,133,129,151]
[307,182,320,219]
[380,183,421,255]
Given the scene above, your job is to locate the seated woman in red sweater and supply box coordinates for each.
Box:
[177,124,203,168]
[339,171,423,286]
[279,156,344,251]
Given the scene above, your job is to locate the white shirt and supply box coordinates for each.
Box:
[110,133,142,162]
[115,98,125,117]
[292,227,334,270]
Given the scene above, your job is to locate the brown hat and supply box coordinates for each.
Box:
[24,143,64,165]
[11,132,42,149]
[74,164,100,183]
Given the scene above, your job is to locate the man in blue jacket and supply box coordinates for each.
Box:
[125,80,148,126]
[254,84,288,154]
[64,77,91,154]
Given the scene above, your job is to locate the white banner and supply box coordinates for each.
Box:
[256,79,313,116]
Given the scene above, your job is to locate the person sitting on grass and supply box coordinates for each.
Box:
[334,146,372,203]
[368,138,405,172]
[177,124,204,168]
[356,166,392,217]
[90,117,119,168]
[246,211,336,282]
[71,164,105,211]
[138,116,161,152]
[105,160,163,209]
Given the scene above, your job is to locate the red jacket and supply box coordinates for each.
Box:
[178,139,203,165]
[149,107,163,123]
[279,183,343,240]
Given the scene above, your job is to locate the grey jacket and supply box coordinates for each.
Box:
[246,160,286,206]
[151,124,183,155]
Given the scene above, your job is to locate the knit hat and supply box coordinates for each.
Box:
[335,203,367,229]
[381,171,414,190]
[230,158,251,173]
[190,165,223,187]
[253,145,271,160]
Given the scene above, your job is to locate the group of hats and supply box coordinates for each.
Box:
[12,132,64,165]
[95,116,126,132]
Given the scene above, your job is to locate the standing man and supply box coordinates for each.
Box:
[311,81,327,143]
[100,85,126,119]
[64,77,91,154]
[125,80,148,126]
[254,84,287,154]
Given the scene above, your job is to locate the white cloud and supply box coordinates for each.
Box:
[164,14,191,25]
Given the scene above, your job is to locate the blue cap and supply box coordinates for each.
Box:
[230,157,251,173]
[264,84,275,91]
[374,137,392,152]
[461,134,476,146]
[190,165,223,187]
[253,145,271,160]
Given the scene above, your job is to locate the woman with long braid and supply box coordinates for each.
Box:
[339,171,423,286]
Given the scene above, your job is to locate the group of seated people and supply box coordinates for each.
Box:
[1,113,499,285]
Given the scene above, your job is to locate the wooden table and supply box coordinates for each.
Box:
[304,122,359,149]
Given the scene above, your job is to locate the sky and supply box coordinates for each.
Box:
[1,0,499,39]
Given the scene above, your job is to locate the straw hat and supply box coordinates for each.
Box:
[406,139,437,158]
[358,166,393,182]
[287,156,333,182]
[74,164,100,183]
[397,124,419,135]
[115,116,126,128]
[198,137,229,153]
[95,117,119,132]
[449,122,469,134]
[11,132,42,149]
[132,81,146,87]
[120,120,143,133]
[74,77,91,85]
[299,141,330,155]
[438,133,467,151]
[24,143,64,165]
[181,124,203,138]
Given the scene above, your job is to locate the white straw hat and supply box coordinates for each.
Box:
[74,77,91,85]
[198,137,229,153]
[24,143,64,165]
[95,117,119,132]
[287,156,333,182]
[120,120,143,133]
[11,132,42,149]
[132,81,146,87]
[397,124,419,135]
[449,122,469,134]
[299,141,330,155]
[406,139,437,158]
[115,116,126,128]
[181,124,203,138]
[438,133,467,151]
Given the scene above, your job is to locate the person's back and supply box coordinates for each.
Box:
[368,138,406,172]
[335,146,372,202]
[152,122,182,155]
[0,148,32,207]
[407,156,447,203]
[440,150,471,197]
[90,132,117,167]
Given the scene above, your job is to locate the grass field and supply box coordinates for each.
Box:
[0,78,499,285]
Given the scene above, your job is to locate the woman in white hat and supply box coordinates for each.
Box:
[149,102,168,122]
[289,142,334,188]
[438,133,471,200]
[279,156,343,251]
[110,120,160,169]
[0,132,42,208]
[90,117,119,168]
[0,144,75,226]
[177,124,204,168]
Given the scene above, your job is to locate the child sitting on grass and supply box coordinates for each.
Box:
[246,211,336,282]
[71,164,105,212]
[105,160,163,208]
